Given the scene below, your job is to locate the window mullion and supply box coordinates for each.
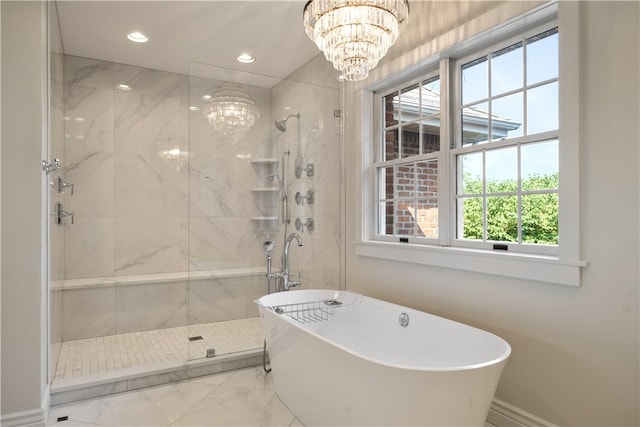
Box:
[482,150,488,241]
[517,144,523,243]
[440,58,453,246]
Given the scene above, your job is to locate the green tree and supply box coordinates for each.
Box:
[461,173,558,245]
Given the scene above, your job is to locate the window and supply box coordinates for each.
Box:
[377,76,441,242]
[357,2,586,286]
[373,24,559,256]
[454,27,559,255]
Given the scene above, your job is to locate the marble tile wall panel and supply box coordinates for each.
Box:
[187,277,247,325]
[64,217,114,279]
[113,217,187,275]
[64,56,115,89]
[115,281,187,334]
[245,275,269,317]
[59,275,260,340]
[62,286,116,341]
[63,56,116,279]
[188,217,239,271]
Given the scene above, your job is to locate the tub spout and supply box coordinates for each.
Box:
[282,233,303,290]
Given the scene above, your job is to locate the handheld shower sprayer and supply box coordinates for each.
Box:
[263,240,276,255]
[264,240,276,294]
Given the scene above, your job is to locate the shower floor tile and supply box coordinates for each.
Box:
[54,317,263,380]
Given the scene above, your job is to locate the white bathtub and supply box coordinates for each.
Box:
[256,289,511,426]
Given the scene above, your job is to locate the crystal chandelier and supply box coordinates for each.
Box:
[303,0,409,81]
[203,87,260,143]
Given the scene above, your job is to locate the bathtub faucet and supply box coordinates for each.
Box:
[281,232,304,290]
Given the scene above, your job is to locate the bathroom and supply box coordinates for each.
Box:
[1,1,639,427]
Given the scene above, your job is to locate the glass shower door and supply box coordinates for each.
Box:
[186,62,274,361]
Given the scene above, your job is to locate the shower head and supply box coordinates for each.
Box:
[274,120,287,132]
[274,113,300,132]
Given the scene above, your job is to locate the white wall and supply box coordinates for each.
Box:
[1,1,49,424]
[344,1,639,425]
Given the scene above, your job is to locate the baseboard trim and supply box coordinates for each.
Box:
[0,407,46,427]
[0,385,51,427]
[488,398,557,427]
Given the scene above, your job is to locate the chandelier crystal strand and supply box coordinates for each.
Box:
[203,88,260,144]
[304,0,409,81]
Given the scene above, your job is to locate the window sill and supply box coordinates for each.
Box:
[354,241,588,287]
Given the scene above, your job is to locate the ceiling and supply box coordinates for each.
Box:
[55,1,323,87]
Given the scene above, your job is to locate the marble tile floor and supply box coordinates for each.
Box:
[55,318,264,380]
[49,366,304,426]
[49,365,497,427]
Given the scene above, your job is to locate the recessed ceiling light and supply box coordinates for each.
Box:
[201,94,212,101]
[116,84,132,91]
[189,106,200,111]
[127,32,148,43]
[237,54,255,64]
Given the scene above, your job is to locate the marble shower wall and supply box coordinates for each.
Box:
[271,55,343,290]
[62,55,276,279]
[63,55,189,279]
[58,53,343,340]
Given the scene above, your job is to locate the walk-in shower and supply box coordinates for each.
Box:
[48,3,343,404]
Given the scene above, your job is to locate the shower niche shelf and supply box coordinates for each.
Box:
[250,159,279,230]
[250,188,278,228]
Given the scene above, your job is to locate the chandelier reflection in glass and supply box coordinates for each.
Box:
[203,86,260,144]
[303,0,409,81]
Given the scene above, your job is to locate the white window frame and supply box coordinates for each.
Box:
[373,68,444,245]
[450,24,560,257]
[354,2,588,287]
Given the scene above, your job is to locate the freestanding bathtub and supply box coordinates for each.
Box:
[256,289,511,426]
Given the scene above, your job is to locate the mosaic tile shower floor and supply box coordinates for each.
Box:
[54,317,263,380]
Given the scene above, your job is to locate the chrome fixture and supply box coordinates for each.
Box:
[281,232,304,290]
[264,233,304,292]
[54,202,74,225]
[274,113,300,133]
[203,86,260,143]
[295,162,314,179]
[262,238,277,374]
[268,171,289,225]
[264,240,277,294]
[53,176,75,195]
[266,149,291,225]
[42,158,61,175]
[295,190,314,206]
[303,0,410,81]
[295,217,315,233]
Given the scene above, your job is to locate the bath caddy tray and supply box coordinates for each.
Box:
[271,299,345,324]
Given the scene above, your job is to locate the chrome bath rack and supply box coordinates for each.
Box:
[271,298,343,324]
